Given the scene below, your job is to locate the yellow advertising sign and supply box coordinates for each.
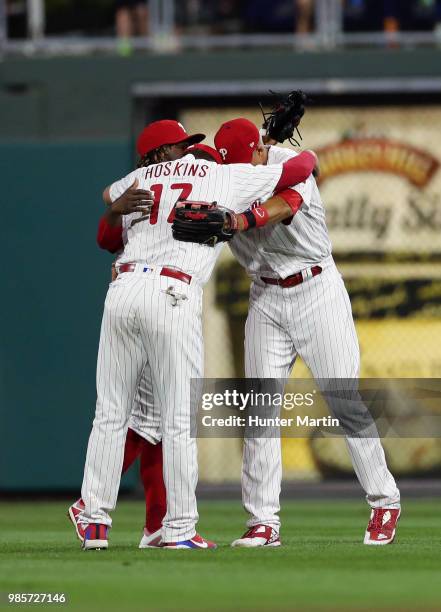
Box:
[317,138,439,188]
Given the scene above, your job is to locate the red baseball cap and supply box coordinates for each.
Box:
[185,143,223,164]
[137,120,205,157]
[214,118,260,164]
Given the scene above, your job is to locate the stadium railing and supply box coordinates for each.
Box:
[1,0,441,57]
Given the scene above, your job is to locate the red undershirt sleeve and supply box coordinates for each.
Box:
[97,216,124,253]
[277,189,303,214]
[277,189,304,226]
[274,151,315,192]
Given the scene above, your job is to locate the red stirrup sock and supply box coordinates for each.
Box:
[121,428,144,473]
[140,441,167,533]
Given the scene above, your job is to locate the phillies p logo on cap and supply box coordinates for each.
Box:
[214,118,260,164]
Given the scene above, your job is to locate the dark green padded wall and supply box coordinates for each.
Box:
[0,141,133,489]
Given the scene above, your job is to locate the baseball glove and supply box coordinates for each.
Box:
[260,89,308,145]
[172,200,236,247]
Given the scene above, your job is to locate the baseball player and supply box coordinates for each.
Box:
[69,126,235,550]
[173,107,401,547]
[217,117,401,547]
[77,118,316,550]
[68,120,201,550]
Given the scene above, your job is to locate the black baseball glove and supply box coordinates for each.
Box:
[172,200,237,247]
[260,89,308,145]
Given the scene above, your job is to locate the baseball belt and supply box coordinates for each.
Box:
[261,265,322,289]
[117,263,192,285]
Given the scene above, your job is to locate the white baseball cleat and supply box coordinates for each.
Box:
[139,528,162,548]
[364,507,401,545]
[67,498,87,543]
[232,524,281,548]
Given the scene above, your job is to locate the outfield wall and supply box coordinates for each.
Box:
[1,49,441,490]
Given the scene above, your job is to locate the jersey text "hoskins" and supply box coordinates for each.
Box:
[144,162,209,180]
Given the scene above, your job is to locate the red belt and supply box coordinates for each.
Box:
[261,265,322,288]
[118,263,192,285]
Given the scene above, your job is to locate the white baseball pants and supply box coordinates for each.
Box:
[128,359,162,445]
[81,269,203,542]
[242,258,400,530]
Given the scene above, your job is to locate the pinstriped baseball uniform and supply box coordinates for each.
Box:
[229,145,400,531]
[121,224,161,448]
[122,154,286,447]
[81,154,284,542]
[128,359,161,445]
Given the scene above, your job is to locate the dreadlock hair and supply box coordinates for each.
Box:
[137,144,173,168]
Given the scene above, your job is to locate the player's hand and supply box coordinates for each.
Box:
[111,179,154,216]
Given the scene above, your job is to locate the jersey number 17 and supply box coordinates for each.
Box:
[142,182,193,225]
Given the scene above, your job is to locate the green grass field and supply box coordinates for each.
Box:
[1,498,440,611]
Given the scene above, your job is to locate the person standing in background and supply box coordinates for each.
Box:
[295,0,314,34]
[115,0,149,54]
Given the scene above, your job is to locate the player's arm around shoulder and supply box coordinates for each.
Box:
[229,152,315,230]
[229,162,284,209]
[102,169,154,227]
[268,144,320,181]
[97,170,153,252]
[104,168,142,205]
[231,190,304,231]
[270,148,315,213]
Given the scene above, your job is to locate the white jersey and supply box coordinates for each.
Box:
[229,146,332,279]
[109,153,283,285]
[84,152,286,539]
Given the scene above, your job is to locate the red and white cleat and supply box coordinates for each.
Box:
[161,533,217,550]
[82,524,109,550]
[364,508,401,545]
[139,528,162,548]
[67,498,87,543]
[231,524,281,548]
